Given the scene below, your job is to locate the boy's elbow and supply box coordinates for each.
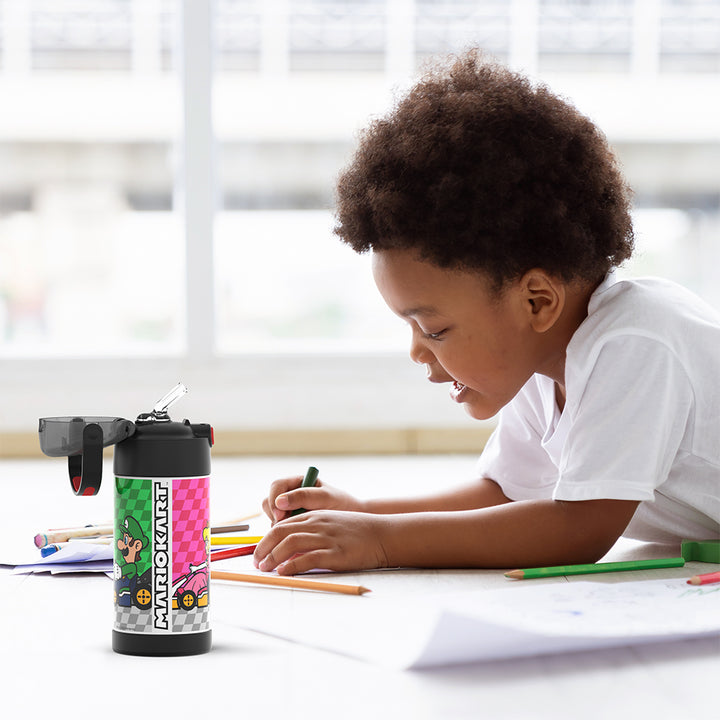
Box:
[556,498,640,564]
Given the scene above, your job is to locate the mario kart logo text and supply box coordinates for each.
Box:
[153,481,170,631]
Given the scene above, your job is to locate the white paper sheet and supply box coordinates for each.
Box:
[9,542,113,574]
[216,577,720,669]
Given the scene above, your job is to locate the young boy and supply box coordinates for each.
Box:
[254,50,720,576]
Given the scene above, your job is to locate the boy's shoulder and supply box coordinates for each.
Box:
[582,274,720,344]
[563,274,720,469]
[567,273,720,383]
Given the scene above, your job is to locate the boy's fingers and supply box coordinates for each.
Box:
[269,476,304,498]
[276,549,334,576]
[264,475,305,523]
[262,496,285,524]
[274,493,292,510]
[253,524,301,568]
[275,487,324,511]
[255,528,324,572]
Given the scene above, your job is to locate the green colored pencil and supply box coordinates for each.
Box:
[505,556,685,580]
[289,466,319,517]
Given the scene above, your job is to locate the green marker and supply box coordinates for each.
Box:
[505,556,685,580]
[289,466,319,517]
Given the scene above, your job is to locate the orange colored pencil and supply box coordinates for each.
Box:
[211,570,370,596]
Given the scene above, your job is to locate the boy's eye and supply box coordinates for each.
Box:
[423,329,447,340]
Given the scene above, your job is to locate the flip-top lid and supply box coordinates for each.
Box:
[38,416,135,457]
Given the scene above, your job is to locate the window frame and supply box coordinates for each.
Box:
[1,1,476,439]
[2,1,718,443]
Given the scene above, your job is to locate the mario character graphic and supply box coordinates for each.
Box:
[172,525,210,611]
[114,515,151,609]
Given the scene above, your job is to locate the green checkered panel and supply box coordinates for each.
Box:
[115,477,153,578]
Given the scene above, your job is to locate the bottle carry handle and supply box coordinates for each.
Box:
[68,423,103,496]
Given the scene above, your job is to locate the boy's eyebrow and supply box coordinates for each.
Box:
[399,305,439,318]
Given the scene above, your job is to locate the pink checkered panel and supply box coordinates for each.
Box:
[172,476,210,583]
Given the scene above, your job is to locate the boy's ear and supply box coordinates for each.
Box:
[519,269,565,333]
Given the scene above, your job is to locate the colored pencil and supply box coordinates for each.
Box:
[211,570,370,595]
[210,535,264,546]
[40,544,62,558]
[290,466,319,517]
[37,520,250,546]
[687,570,720,586]
[504,557,686,580]
[34,524,114,548]
[210,545,258,561]
[211,524,250,534]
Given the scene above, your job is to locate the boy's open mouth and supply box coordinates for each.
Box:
[450,380,468,403]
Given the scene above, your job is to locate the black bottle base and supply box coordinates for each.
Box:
[112,629,211,656]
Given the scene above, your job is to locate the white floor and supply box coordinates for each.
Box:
[1,455,718,719]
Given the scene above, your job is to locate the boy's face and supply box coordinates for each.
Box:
[372,248,549,420]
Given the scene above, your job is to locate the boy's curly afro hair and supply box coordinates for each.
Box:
[334,49,634,290]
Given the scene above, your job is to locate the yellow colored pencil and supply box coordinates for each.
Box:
[211,570,370,596]
[210,535,264,546]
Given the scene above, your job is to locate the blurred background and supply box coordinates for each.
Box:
[0,0,718,455]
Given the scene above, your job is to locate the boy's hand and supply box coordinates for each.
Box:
[253,510,389,575]
[261,475,363,525]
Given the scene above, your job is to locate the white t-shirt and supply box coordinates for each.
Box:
[475,274,720,543]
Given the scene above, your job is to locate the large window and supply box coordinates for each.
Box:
[0,0,183,356]
[1,0,719,439]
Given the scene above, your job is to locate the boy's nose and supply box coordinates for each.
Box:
[409,330,435,366]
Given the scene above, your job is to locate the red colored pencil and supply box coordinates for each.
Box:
[687,570,720,586]
[210,544,257,562]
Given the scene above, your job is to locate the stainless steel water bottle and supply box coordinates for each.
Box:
[39,383,214,657]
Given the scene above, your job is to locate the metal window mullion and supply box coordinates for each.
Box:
[509,0,539,75]
[131,0,162,75]
[3,0,32,74]
[631,0,660,77]
[261,0,290,76]
[386,0,416,81]
[180,0,216,359]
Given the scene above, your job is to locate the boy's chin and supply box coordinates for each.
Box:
[461,400,499,422]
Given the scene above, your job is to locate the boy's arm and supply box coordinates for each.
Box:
[269,475,511,523]
[377,497,640,569]
[254,495,640,574]
[361,476,513,513]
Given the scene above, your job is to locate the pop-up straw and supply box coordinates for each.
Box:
[151,382,188,420]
